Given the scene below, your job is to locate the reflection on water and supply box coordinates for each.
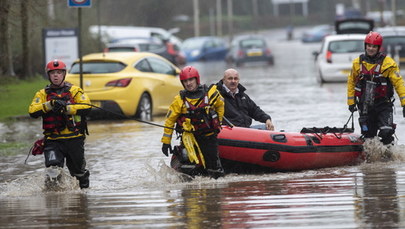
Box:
[0,193,90,229]
[2,164,405,228]
[355,165,402,228]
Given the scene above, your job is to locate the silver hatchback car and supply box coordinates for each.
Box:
[313,18,374,83]
[314,34,365,83]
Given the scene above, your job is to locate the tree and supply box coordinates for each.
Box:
[0,0,15,77]
[20,0,32,79]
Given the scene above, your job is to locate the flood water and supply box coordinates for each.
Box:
[1,28,405,228]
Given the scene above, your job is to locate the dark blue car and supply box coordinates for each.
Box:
[301,25,333,43]
[181,36,228,62]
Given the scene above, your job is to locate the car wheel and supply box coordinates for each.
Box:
[225,56,232,64]
[135,93,152,120]
[268,59,274,66]
[317,70,325,84]
[236,60,243,67]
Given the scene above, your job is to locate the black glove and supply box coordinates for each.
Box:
[403,106,405,118]
[161,143,172,157]
[348,104,357,113]
[52,100,67,113]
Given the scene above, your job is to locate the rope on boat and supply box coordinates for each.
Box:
[300,112,356,139]
[76,103,181,132]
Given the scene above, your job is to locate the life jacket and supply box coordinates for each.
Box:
[354,53,393,102]
[176,85,221,135]
[43,84,83,135]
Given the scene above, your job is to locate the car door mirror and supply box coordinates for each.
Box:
[312,51,319,61]
[174,68,181,76]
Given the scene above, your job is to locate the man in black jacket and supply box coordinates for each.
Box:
[216,68,274,130]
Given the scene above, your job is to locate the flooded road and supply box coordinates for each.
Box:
[1,27,405,228]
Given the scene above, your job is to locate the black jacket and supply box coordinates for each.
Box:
[216,80,271,127]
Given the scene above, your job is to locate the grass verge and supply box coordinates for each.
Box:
[0,76,48,121]
[0,142,30,156]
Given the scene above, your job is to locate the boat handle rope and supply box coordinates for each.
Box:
[341,112,355,132]
[77,103,236,132]
[75,103,183,132]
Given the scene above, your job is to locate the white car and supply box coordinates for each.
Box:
[313,18,373,83]
[89,25,183,47]
[376,26,405,65]
[314,34,365,83]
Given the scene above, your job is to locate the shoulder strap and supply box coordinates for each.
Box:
[179,90,187,100]
[359,54,365,73]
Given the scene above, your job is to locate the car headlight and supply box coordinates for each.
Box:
[191,50,200,57]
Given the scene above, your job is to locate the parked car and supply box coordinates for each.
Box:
[334,18,374,35]
[105,37,165,52]
[301,24,333,43]
[104,37,186,66]
[226,34,274,66]
[313,34,365,83]
[181,36,228,62]
[65,52,183,119]
[313,18,373,83]
[89,25,183,47]
[376,26,405,65]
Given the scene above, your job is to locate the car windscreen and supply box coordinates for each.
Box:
[240,39,265,48]
[382,36,405,55]
[384,36,405,46]
[70,62,126,74]
[108,47,137,52]
[335,19,374,34]
[328,40,364,53]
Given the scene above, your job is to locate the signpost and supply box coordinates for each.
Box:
[67,0,91,88]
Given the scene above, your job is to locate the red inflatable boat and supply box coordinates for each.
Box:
[218,126,365,173]
[170,125,365,176]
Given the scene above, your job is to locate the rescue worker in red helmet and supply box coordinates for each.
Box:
[161,66,225,178]
[29,59,92,188]
[347,31,405,145]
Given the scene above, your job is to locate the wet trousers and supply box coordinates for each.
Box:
[194,134,224,172]
[358,102,395,145]
[44,137,90,188]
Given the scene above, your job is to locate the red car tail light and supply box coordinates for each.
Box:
[105,78,132,87]
[326,50,333,63]
[166,42,178,55]
[265,48,271,55]
[237,50,244,57]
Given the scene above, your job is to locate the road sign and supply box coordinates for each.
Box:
[43,28,79,71]
[68,0,91,8]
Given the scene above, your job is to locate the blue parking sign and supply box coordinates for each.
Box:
[68,0,91,7]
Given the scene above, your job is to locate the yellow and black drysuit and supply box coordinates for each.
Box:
[161,84,225,176]
[29,82,92,188]
[347,53,405,144]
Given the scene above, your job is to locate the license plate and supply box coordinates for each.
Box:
[341,69,351,75]
[247,49,263,57]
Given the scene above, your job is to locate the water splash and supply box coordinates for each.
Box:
[43,167,80,192]
[363,137,405,163]
[0,167,80,196]
[144,159,193,183]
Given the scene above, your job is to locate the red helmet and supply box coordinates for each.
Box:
[179,66,200,84]
[45,59,67,74]
[364,31,383,46]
